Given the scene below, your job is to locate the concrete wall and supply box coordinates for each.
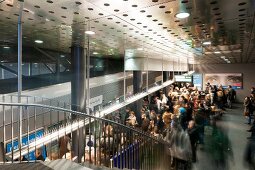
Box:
[194,63,255,101]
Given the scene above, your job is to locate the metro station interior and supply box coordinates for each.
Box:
[0,0,255,169]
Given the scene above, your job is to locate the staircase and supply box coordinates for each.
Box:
[0,96,171,170]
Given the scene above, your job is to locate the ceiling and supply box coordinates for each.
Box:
[0,0,254,64]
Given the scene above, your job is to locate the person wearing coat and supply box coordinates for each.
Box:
[164,117,192,169]
[187,120,199,162]
[244,97,253,124]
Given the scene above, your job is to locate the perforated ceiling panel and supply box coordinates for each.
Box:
[0,0,254,64]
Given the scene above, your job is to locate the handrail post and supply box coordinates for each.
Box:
[0,142,5,162]
[110,158,113,169]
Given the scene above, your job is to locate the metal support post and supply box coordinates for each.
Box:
[146,54,149,92]
[161,56,163,84]
[17,2,23,161]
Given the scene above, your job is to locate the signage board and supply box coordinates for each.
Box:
[193,74,203,90]
[175,75,192,82]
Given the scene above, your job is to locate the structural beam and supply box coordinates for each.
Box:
[0,64,19,76]
[34,47,56,61]
[43,63,55,74]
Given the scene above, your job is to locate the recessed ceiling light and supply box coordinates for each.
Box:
[175,12,190,19]
[220,56,225,59]
[3,46,10,49]
[202,41,211,45]
[214,51,221,54]
[35,40,43,44]
[85,31,95,35]
[93,52,99,55]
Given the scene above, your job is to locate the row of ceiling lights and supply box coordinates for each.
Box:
[1,4,192,51]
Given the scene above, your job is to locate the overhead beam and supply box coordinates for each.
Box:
[34,47,56,61]
[43,63,55,74]
[0,64,19,76]
[34,47,71,69]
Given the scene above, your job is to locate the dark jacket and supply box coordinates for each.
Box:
[36,154,45,161]
[244,138,255,168]
[141,118,150,132]
[187,126,199,146]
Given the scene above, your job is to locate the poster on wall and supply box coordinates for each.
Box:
[204,73,243,89]
[193,74,203,90]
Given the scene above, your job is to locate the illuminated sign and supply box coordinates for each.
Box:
[193,74,203,90]
[175,75,192,82]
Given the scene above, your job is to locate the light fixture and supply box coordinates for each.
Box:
[60,55,65,58]
[35,40,43,44]
[93,52,99,55]
[202,41,211,45]
[220,56,225,59]
[214,51,221,54]
[3,46,10,49]
[85,31,95,35]
[175,12,190,19]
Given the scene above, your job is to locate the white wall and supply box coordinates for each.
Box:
[125,57,188,71]
[194,63,255,101]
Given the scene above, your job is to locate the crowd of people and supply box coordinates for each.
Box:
[29,82,239,170]
[15,83,255,169]
[109,82,236,169]
[244,87,255,169]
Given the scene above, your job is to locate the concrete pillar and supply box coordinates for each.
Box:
[133,71,143,124]
[71,46,86,162]
[163,71,168,82]
[56,56,60,82]
[163,71,169,94]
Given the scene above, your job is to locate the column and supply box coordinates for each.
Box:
[163,71,169,94]
[29,62,32,76]
[71,45,86,162]
[56,56,60,82]
[133,71,143,124]
[163,71,168,82]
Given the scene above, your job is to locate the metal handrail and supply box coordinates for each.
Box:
[1,94,71,107]
[0,102,172,170]
[0,102,168,145]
